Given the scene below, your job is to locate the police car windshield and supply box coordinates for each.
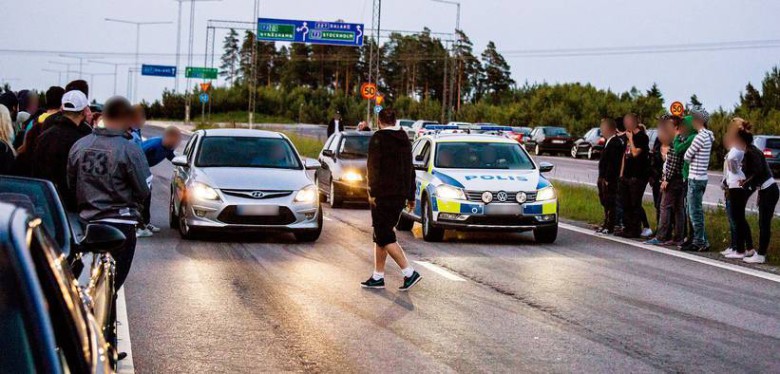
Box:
[196,136,301,169]
[435,142,535,170]
[339,136,370,159]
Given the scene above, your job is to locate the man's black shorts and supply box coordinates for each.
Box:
[371,196,407,247]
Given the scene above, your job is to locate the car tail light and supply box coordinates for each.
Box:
[764,149,774,158]
[597,138,606,145]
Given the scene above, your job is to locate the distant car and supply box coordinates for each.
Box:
[410,120,440,139]
[525,126,577,156]
[754,135,780,174]
[446,121,473,131]
[169,128,323,241]
[396,119,415,139]
[571,127,604,159]
[509,127,532,144]
[315,131,372,207]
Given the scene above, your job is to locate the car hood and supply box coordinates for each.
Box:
[431,168,549,192]
[195,167,312,190]
[336,158,368,172]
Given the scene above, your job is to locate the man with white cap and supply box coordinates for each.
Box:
[32,90,93,210]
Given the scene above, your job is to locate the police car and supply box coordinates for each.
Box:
[396,129,558,243]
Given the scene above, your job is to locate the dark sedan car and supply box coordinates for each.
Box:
[571,127,604,159]
[754,135,780,175]
[525,126,577,156]
[315,131,372,207]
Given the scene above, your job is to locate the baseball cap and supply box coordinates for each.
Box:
[62,90,88,112]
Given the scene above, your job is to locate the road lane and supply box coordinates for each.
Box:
[125,129,780,372]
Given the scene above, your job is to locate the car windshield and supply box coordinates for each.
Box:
[0,177,64,248]
[399,120,414,128]
[543,127,570,137]
[435,142,535,170]
[196,136,301,169]
[339,136,370,159]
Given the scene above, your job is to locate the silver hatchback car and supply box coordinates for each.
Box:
[169,128,323,241]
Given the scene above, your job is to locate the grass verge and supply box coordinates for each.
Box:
[284,133,324,159]
[555,182,780,265]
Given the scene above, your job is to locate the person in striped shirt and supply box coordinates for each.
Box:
[682,107,714,251]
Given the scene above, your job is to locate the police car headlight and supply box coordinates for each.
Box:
[294,185,318,203]
[435,185,466,200]
[536,186,556,201]
[191,182,220,200]
[342,171,363,182]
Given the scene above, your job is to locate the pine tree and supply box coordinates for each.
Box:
[646,83,663,101]
[761,66,780,111]
[454,30,483,106]
[740,83,763,110]
[480,41,514,103]
[219,28,240,85]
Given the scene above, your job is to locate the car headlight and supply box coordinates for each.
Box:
[294,185,318,203]
[342,171,363,182]
[536,186,556,201]
[435,184,466,200]
[191,182,220,200]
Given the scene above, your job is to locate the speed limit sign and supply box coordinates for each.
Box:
[670,101,685,117]
[360,82,377,100]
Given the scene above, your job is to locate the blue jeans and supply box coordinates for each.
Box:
[686,179,709,247]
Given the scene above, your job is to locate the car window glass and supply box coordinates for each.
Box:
[183,135,195,157]
[327,135,341,153]
[196,136,302,169]
[338,136,370,159]
[0,178,64,248]
[0,251,37,373]
[421,141,431,165]
[185,135,199,162]
[766,139,780,149]
[544,127,570,137]
[435,142,535,170]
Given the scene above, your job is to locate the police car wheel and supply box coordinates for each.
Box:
[422,198,444,242]
[169,192,179,229]
[329,180,343,208]
[534,225,558,244]
[295,205,323,242]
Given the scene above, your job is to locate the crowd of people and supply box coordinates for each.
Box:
[0,81,183,291]
[596,108,778,264]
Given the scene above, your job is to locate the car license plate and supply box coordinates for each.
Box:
[236,205,279,216]
[485,204,521,215]
[552,140,565,144]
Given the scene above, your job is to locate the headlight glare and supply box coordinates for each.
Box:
[536,186,556,201]
[342,171,363,182]
[192,182,220,200]
[294,185,318,203]
[435,185,466,200]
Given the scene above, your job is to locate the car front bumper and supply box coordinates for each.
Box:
[431,197,558,231]
[334,180,369,200]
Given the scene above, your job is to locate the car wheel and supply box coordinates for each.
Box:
[396,209,415,231]
[178,202,198,240]
[570,145,578,158]
[587,147,594,160]
[329,179,343,208]
[421,198,444,242]
[169,191,179,229]
[534,225,558,243]
[295,205,323,242]
[534,144,541,156]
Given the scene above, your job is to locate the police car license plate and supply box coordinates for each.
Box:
[236,205,279,216]
[552,140,565,144]
[485,204,521,215]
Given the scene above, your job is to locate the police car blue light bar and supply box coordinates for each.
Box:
[425,125,460,131]
[477,126,513,132]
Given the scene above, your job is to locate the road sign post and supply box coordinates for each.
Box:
[257,18,364,47]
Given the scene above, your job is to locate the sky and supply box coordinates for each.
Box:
[2,0,780,110]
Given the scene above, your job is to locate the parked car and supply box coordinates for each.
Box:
[410,120,440,139]
[511,127,532,143]
[169,129,323,241]
[525,126,577,156]
[0,201,125,373]
[396,119,415,139]
[754,135,780,174]
[571,127,604,159]
[316,131,372,207]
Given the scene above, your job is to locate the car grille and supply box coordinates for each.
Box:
[465,191,537,203]
[217,206,296,225]
[464,215,538,226]
[220,189,292,199]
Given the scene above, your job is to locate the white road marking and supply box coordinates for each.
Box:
[414,260,466,281]
[559,223,780,284]
[323,216,333,221]
[116,287,135,374]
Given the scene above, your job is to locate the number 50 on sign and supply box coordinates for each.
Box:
[360,82,377,100]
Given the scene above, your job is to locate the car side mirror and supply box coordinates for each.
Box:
[304,158,321,170]
[413,161,427,171]
[78,224,126,253]
[414,155,425,162]
[172,155,188,167]
[539,162,554,173]
[322,149,335,158]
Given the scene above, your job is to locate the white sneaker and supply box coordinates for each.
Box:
[640,228,653,238]
[720,247,735,256]
[724,251,746,259]
[744,249,756,257]
[147,224,161,233]
[743,253,766,264]
[136,228,153,238]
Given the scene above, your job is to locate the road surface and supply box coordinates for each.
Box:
[122,126,780,372]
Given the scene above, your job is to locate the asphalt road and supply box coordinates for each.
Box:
[123,126,780,373]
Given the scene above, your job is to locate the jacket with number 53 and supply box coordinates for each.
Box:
[67,127,152,223]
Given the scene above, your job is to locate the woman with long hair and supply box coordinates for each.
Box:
[0,105,17,174]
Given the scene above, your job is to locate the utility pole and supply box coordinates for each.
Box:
[48,61,75,83]
[367,0,381,126]
[249,0,259,129]
[105,18,172,103]
[59,54,93,79]
[42,69,66,86]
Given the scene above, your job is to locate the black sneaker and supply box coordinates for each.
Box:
[399,271,422,292]
[361,277,385,289]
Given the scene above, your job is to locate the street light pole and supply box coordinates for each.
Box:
[49,61,75,83]
[105,18,172,103]
[89,61,135,96]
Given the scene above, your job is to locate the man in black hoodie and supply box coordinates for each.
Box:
[361,108,422,291]
[32,90,92,210]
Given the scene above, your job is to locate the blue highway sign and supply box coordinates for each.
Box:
[374,105,383,114]
[141,64,177,78]
[257,18,364,47]
[199,93,209,104]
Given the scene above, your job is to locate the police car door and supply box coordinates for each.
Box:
[411,139,433,218]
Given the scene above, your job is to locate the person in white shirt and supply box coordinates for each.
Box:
[721,126,754,259]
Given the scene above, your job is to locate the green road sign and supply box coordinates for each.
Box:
[185,67,218,79]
